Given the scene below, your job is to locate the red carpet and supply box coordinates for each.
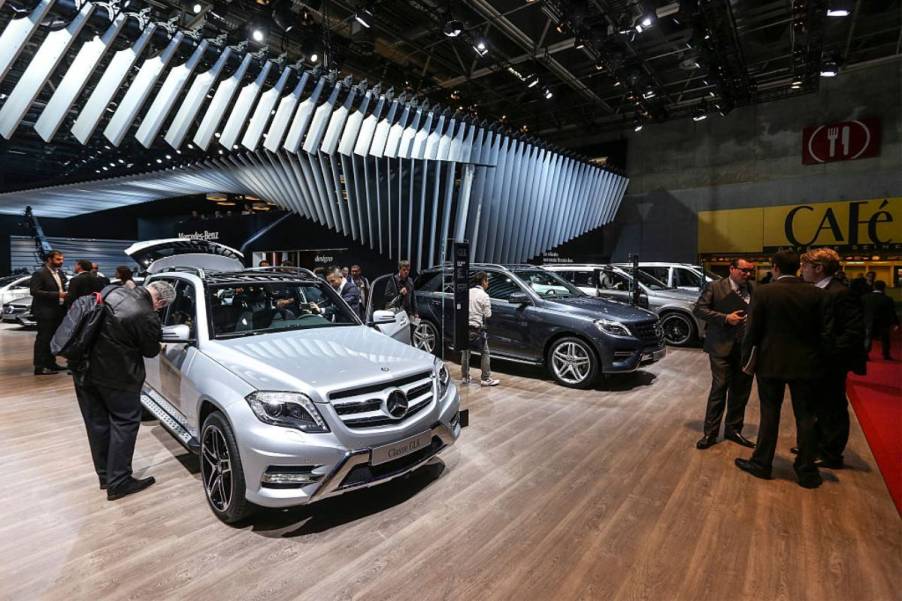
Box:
[846,330,902,515]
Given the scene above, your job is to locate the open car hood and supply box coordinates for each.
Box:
[125,238,245,274]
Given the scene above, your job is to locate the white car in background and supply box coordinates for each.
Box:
[0,274,31,306]
[613,262,720,291]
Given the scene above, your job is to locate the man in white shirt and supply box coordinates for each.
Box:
[462,271,499,386]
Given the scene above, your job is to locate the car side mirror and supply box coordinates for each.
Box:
[508,292,530,305]
[372,309,396,325]
[162,324,192,343]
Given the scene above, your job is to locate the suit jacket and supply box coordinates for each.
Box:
[693,277,753,357]
[65,272,103,309]
[862,291,899,331]
[29,266,68,320]
[741,276,831,381]
[339,278,362,317]
[822,278,866,373]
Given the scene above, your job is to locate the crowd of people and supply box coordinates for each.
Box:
[693,248,898,489]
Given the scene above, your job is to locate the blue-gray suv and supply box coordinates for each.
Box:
[413,264,665,388]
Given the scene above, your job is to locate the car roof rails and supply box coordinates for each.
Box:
[245,266,319,279]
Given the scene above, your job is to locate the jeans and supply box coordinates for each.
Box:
[461,336,492,382]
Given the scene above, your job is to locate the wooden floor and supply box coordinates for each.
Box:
[0,324,899,601]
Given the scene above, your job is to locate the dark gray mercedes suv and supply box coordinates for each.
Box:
[413,264,665,388]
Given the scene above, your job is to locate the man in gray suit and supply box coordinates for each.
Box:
[693,258,756,449]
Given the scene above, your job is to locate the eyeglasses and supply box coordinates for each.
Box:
[733,267,754,274]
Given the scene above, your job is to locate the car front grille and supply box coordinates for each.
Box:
[338,435,444,489]
[633,320,664,347]
[328,371,435,429]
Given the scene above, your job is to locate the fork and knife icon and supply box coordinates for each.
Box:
[827,125,850,157]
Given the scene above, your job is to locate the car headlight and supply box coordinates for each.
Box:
[436,361,451,397]
[245,391,329,433]
[594,319,632,337]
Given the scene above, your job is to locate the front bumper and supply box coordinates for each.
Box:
[240,388,461,508]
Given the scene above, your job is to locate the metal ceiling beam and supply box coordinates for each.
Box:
[439,38,578,88]
[462,0,613,113]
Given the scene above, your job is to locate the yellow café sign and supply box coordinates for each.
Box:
[698,197,901,254]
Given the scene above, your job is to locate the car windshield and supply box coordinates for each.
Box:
[208,281,359,339]
[702,268,722,281]
[512,269,584,298]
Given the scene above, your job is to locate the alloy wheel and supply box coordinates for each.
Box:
[414,321,437,353]
[202,424,232,513]
[551,341,592,385]
[660,313,693,346]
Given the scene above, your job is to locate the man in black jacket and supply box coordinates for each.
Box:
[74,280,175,500]
[736,250,831,489]
[29,250,68,375]
[862,280,899,360]
[65,259,104,310]
[391,260,418,319]
[692,258,756,449]
[800,248,865,469]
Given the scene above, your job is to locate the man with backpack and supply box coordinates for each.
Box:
[59,281,175,500]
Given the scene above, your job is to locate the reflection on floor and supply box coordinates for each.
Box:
[0,324,899,601]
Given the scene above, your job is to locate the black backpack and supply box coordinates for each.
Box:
[51,289,111,370]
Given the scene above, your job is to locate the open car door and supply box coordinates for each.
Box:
[366,274,411,345]
[125,238,245,274]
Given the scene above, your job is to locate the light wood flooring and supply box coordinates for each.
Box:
[0,324,899,601]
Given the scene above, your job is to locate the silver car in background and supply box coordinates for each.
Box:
[613,262,720,291]
[132,240,461,523]
[544,264,705,346]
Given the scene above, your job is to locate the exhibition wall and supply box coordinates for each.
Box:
[593,59,902,262]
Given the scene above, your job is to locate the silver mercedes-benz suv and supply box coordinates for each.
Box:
[132,240,461,523]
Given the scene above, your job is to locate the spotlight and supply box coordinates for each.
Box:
[826,1,852,17]
[251,28,264,43]
[641,15,654,29]
[272,0,295,32]
[309,52,319,63]
[791,78,802,89]
[473,39,488,56]
[443,19,463,37]
[633,117,643,132]
[641,86,656,99]
[526,74,539,88]
[543,88,553,100]
[692,106,707,121]
[192,3,202,14]
[354,9,372,28]
[156,158,162,164]
[820,59,838,77]
[165,154,172,160]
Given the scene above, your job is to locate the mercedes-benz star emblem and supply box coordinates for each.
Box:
[386,389,409,419]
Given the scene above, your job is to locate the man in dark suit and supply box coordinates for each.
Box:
[692,258,756,449]
[800,248,865,469]
[736,249,831,489]
[862,280,899,360]
[66,259,104,310]
[91,262,111,288]
[325,266,362,318]
[29,250,68,375]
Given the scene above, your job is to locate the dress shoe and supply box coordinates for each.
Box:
[814,458,845,469]
[695,435,718,450]
[48,363,67,371]
[734,458,772,480]
[725,432,756,448]
[107,476,155,501]
[797,473,823,489]
[33,367,59,375]
[790,447,799,455]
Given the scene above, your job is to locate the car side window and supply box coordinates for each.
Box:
[164,280,197,331]
[674,268,702,288]
[414,272,441,292]
[572,270,594,288]
[598,271,629,291]
[485,271,520,301]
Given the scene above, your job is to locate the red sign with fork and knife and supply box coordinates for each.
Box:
[802,118,881,164]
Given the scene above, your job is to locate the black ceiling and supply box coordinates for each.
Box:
[0,0,899,193]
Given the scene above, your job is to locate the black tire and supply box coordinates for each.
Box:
[546,336,599,389]
[659,312,696,347]
[200,411,251,524]
[413,319,441,356]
